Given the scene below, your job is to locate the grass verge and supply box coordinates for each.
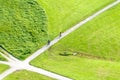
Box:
[0,54,6,61]
[0,64,9,74]
[31,53,120,80]
[3,70,55,80]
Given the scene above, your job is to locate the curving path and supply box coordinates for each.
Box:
[0,0,120,80]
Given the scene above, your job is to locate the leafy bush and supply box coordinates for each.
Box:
[0,0,48,60]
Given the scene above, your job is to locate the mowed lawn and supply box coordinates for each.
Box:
[0,64,9,74]
[3,70,55,80]
[37,0,114,39]
[44,3,120,61]
[31,3,120,80]
[31,54,120,80]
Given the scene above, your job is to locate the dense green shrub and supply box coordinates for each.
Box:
[0,0,48,60]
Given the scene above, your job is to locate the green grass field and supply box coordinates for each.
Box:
[37,0,114,39]
[31,2,120,80]
[0,54,6,61]
[0,64,9,74]
[45,3,120,61]
[3,70,54,80]
[31,55,120,80]
[33,3,120,61]
[0,0,48,60]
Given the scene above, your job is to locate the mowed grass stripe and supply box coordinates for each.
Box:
[37,0,115,39]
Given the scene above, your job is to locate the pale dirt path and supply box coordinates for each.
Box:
[25,65,72,80]
[0,60,72,80]
[24,0,120,63]
[0,68,16,80]
[0,50,72,80]
[0,49,20,62]
[0,0,120,80]
[0,61,10,65]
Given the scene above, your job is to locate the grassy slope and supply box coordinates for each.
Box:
[0,64,9,74]
[0,0,48,60]
[3,70,55,80]
[31,3,120,80]
[44,3,120,61]
[31,54,120,80]
[37,0,114,39]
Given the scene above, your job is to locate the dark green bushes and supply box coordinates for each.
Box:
[0,0,48,60]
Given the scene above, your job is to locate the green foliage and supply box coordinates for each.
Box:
[3,70,55,80]
[0,0,48,60]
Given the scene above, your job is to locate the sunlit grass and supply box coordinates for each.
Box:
[31,2,120,80]
[0,64,9,74]
[3,70,55,80]
[37,0,114,39]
